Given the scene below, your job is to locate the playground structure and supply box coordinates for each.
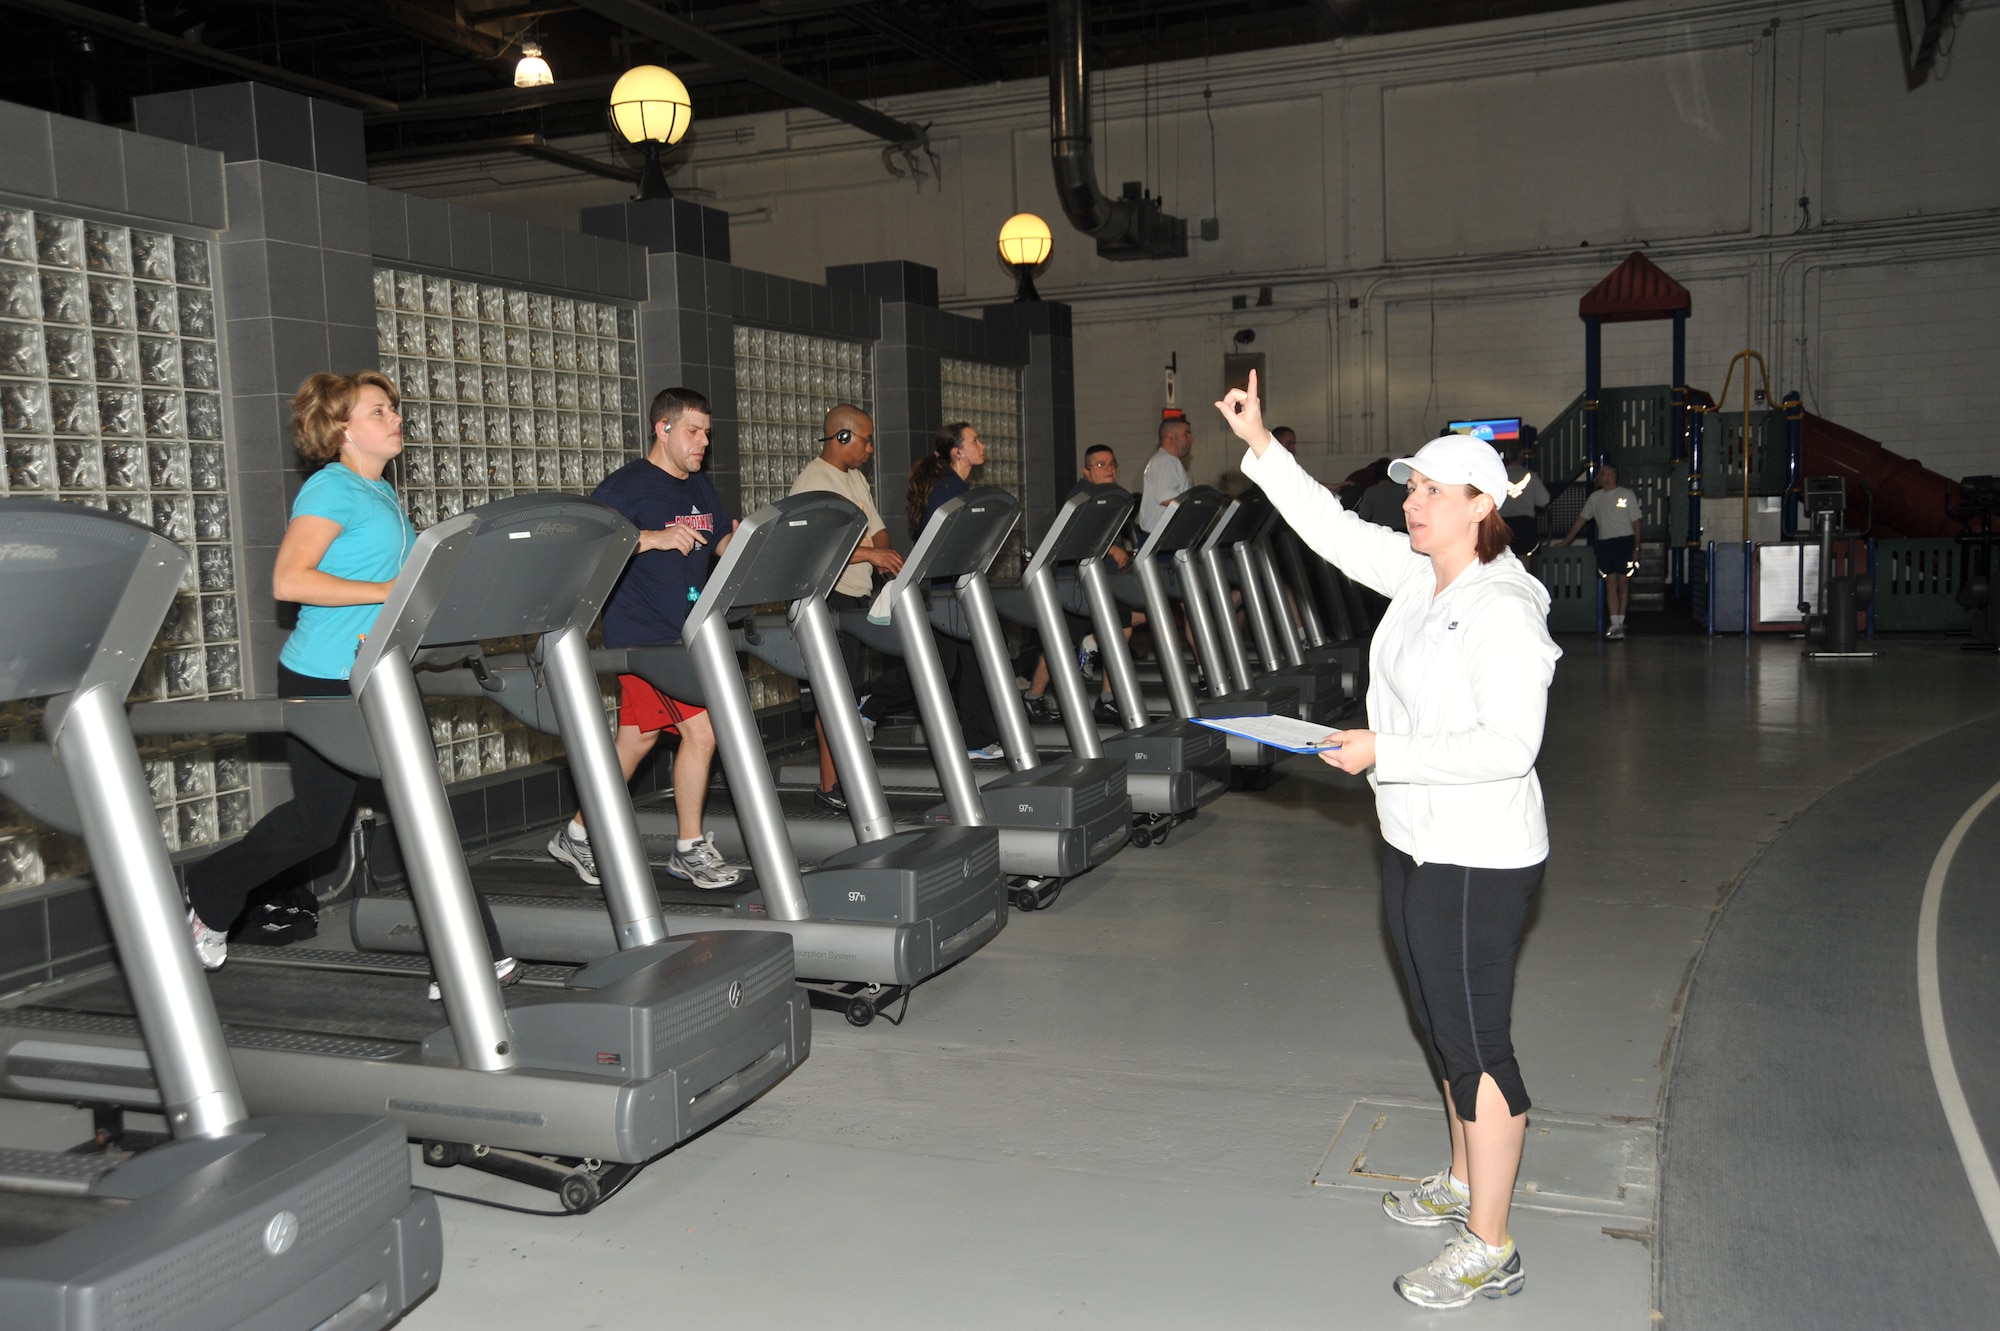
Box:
[1525,252,1981,637]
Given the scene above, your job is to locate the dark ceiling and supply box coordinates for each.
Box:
[9,1,1619,168]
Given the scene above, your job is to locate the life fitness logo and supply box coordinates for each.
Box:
[726,979,743,1009]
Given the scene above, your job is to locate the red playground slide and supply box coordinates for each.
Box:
[1799,412,1960,538]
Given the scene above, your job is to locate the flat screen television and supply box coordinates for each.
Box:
[1446,417,1522,445]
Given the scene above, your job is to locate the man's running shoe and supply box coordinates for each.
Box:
[1023,693,1060,725]
[546,821,598,885]
[1382,1170,1471,1227]
[1093,696,1122,726]
[188,908,227,971]
[429,956,523,1002]
[1394,1230,1524,1309]
[813,782,848,815]
[969,742,1005,761]
[666,832,743,889]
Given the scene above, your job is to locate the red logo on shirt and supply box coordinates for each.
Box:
[669,514,715,533]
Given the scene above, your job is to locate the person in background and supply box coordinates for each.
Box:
[1555,462,1641,640]
[186,370,517,994]
[1217,369,1560,1311]
[1024,444,1145,727]
[1500,440,1550,558]
[1357,462,1411,532]
[1272,426,1299,454]
[902,422,1000,754]
[546,386,743,891]
[791,405,904,811]
[1138,414,1193,534]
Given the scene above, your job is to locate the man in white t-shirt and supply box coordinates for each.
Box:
[1556,462,1642,639]
[790,405,904,807]
[1138,415,1193,533]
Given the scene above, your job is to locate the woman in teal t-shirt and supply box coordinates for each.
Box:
[185,371,515,986]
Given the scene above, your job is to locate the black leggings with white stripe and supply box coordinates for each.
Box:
[1381,845,1545,1123]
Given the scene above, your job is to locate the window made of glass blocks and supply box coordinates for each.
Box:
[373,267,641,784]
[0,204,245,893]
[941,357,1027,573]
[733,325,873,711]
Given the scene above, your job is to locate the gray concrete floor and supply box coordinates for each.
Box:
[8,633,1997,1327]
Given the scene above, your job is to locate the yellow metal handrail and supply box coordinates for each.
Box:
[1707,350,1772,539]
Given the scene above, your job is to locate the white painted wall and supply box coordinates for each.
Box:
[381,0,2000,489]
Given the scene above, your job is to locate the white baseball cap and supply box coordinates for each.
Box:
[1387,436,1510,506]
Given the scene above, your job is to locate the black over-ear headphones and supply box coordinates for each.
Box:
[819,429,855,446]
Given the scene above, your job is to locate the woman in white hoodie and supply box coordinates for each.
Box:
[1216,372,1560,1310]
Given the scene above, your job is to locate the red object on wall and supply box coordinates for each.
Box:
[1578,252,1692,324]
[1799,412,1958,538]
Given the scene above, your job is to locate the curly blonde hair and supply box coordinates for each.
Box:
[292,370,399,464]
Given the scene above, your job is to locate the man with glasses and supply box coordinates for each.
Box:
[1024,445,1145,725]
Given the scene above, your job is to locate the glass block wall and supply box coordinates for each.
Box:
[733,326,873,514]
[941,357,1026,573]
[373,266,642,784]
[733,325,873,710]
[0,203,245,892]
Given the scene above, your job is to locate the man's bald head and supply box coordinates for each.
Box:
[820,404,876,472]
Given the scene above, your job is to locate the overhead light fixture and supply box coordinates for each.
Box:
[997,212,1052,303]
[609,64,694,201]
[514,42,553,89]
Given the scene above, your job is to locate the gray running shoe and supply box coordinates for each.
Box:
[1023,693,1059,725]
[429,956,522,1002]
[547,822,599,886]
[1382,1169,1471,1227]
[666,832,743,889]
[188,908,227,971]
[1394,1230,1524,1309]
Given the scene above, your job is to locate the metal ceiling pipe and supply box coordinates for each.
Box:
[1048,0,1187,261]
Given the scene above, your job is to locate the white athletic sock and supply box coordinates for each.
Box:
[1611,614,1626,626]
[1447,1172,1470,1197]
[568,817,588,840]
[677,836,702,853]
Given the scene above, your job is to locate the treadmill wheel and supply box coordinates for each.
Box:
[559,1170,603,1214]
[845,997,877,1028]
[1130,826,1153,849]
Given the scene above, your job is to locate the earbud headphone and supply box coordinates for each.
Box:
[820,429,855,446]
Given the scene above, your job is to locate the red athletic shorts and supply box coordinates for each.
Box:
[617,674,704,735]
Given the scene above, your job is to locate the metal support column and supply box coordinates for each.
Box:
[689,625,813,922]
[795,597,895,843]
[957,571,1040,770]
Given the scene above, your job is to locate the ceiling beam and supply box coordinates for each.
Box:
[5,0,400,112]
[302,0,513,64]
[567,0,921,145]
[369,132,641,182]
[846,2,1000,85]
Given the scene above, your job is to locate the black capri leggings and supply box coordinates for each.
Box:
[1381,844,1545,1123]
[188,664,506,958]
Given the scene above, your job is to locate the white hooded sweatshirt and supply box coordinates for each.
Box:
[1241,442,1561,869]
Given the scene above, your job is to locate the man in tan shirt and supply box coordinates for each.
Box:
[789,405,904,809]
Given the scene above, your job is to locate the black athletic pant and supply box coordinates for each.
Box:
[187,665,505,957]
[1380,844,1545,1123]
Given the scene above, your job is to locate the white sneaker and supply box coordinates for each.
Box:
[188,909,226,972]
[428,956,522,1001]
[968,742,1005,761]
[665,832,744,890]
[547,822,599,885]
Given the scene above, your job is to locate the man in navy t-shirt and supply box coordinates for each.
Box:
[546,387,744,890]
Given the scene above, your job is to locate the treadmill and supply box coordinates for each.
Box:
[1,495,808,1210]
[983,485,1229,846]
[1189,489,1350,725]
[1109,487,1302,782]
[0,500,438,1330]
[357,491,1008,1027]
[810,487,1135,906]
[1261,516,1372,682]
